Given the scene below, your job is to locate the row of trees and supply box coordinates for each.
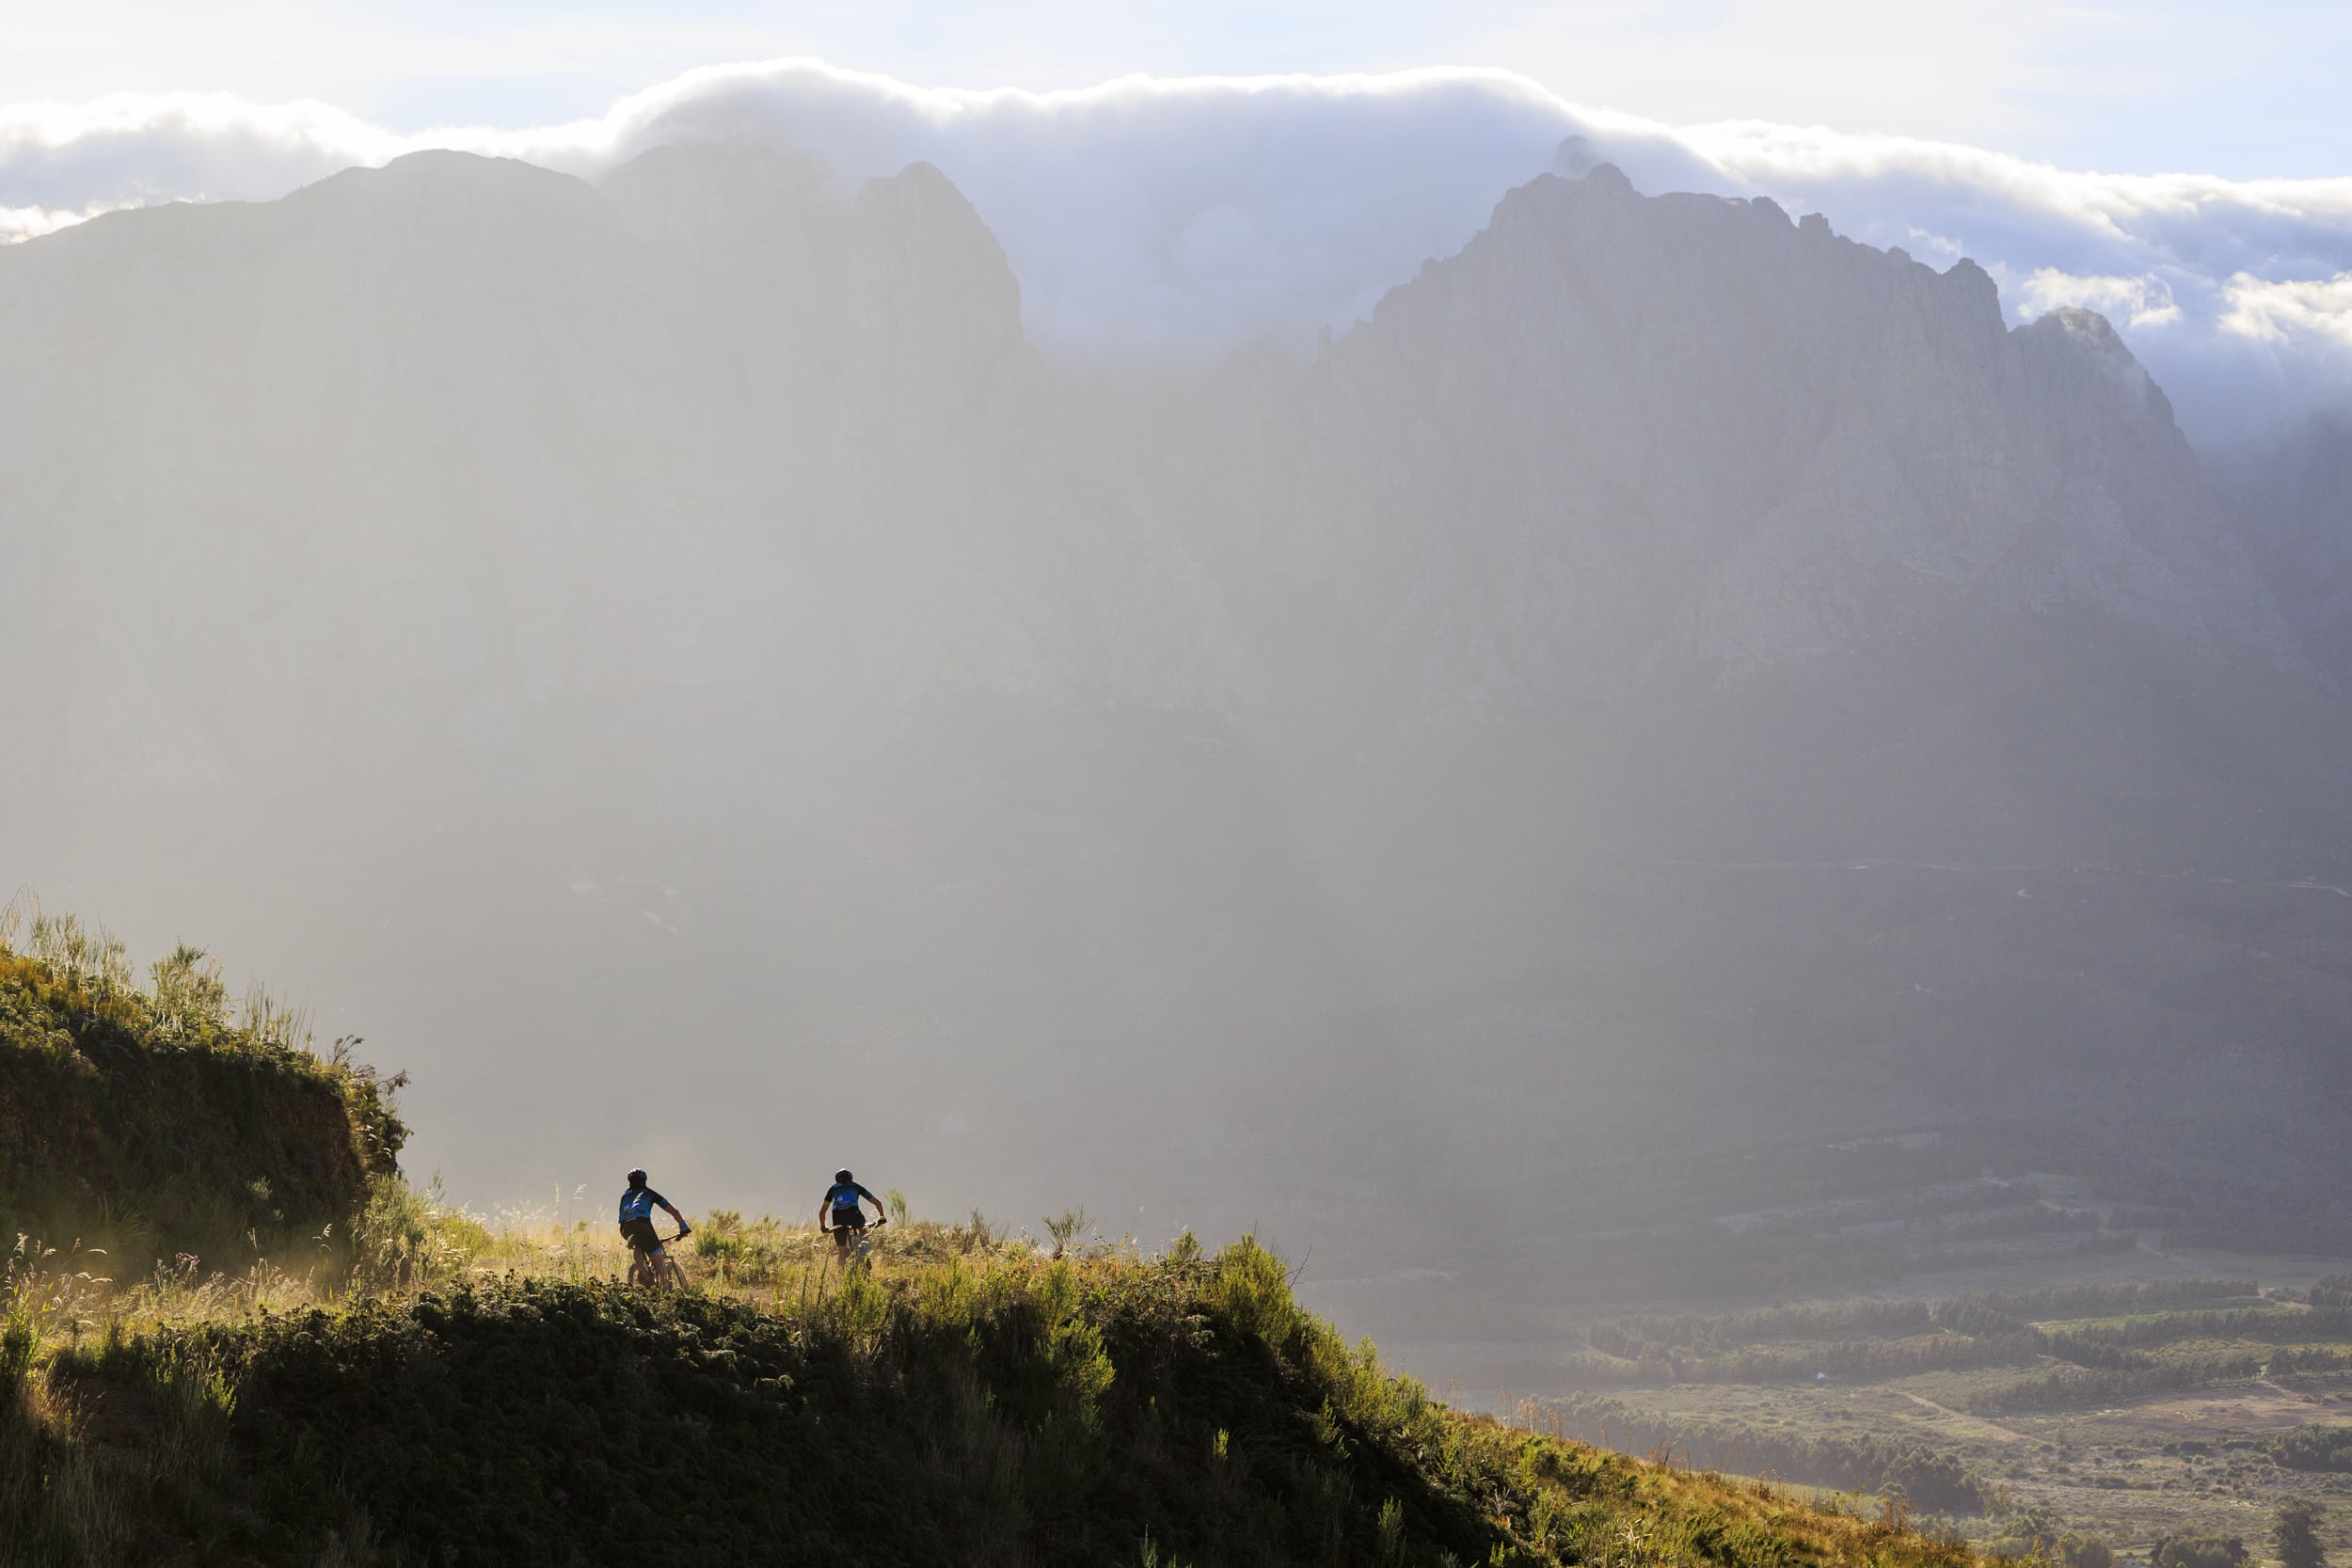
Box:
[1987,1501,2327,1568]
[1580,1321,2198,1389]
[1964,1346,2352,1414]
[1581,1279,2264,1369]
[2066,1306,2352,1351]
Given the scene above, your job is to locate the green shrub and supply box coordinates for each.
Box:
[2273,1425,2352,1473]
[1206,1236,1298,1346]
[151,1343,239,1484]
[2274,1497,2327,1568]
[349,1175,485,1289]
[2153,1534,2249,1568]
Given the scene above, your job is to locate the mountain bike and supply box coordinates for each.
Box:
[628,1226,692,1291]
[828,1214,888,1275]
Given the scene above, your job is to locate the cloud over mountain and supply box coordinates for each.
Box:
[4,60,2348,444]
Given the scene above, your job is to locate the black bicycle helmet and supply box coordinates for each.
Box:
[627,1167,647,1185]
[834,1168,853,1183]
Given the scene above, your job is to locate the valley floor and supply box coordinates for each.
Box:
[1480,1265,2352,1564]
[1305,1137,2352,1568]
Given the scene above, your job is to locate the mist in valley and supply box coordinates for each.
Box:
[7,81,2352,1391]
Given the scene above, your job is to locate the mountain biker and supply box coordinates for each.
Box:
[618,1168,689,1281]
[820,1168,884,1256]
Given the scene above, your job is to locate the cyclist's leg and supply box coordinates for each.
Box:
[622,1216,659,1286]
[830,1215,860,1271]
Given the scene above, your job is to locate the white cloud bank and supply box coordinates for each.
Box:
[2015,269,2183,330]
[5,61,2349,447]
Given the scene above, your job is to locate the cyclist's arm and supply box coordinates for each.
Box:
[661,1199,687,1230]
[818,1198,832,1230]
[858,1183,883,1219]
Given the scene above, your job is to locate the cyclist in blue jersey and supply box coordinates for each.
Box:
[819,1168,883,1257]
[618,1168,690,1284]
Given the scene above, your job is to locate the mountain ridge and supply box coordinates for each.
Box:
[0,146,2317,770]
[1263,164,2296,699]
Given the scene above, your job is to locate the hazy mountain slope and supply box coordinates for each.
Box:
[0,147,1248,797]
[1160,166,2295,720]
[3,145,2348,1338]
[2218,413,2352,691]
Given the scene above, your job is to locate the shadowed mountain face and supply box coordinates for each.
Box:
[2218,414,2352,693]
[5,146,2348,1334]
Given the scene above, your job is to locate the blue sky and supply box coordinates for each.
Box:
[3,0,2345,180]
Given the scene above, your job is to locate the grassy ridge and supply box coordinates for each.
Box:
[7,1228,1984,1568]
[0,912,405,1260]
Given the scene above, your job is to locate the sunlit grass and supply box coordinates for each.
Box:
[0,1196,1989,1568]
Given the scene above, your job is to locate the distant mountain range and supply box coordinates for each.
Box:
[5,145,2347,1324]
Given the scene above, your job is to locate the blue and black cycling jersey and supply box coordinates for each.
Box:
[619,1184,668,1223]
[824,1180,878,1220]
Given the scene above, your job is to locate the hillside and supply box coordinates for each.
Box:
[5,1227,1982,1568]
[0,909,405,1261]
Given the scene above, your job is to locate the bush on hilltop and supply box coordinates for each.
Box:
[0,903,406,1265]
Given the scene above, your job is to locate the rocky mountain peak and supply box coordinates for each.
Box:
[1264,161,2298,696]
